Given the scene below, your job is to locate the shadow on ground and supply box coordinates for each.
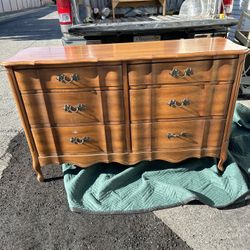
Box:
[0,132,191,250]
[0,6,61,41]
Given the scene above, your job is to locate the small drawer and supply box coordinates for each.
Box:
[32,124,126,156]
[130,84,232,121]
[131,119,225,152]
[15,65,122,91]
[22,90,124,126]
[128,59,237,85]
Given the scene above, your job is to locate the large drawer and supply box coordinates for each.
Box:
[128,59,237,85]
[15,65,122,91]
[23,90,124,126]
[32,124,126,156]
[131,119,225,152]
[130,84,232,121]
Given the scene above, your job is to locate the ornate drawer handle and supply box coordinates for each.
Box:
[169,67,193,78]
[56,73,79,84]
[168,98,191,108]
[64,104,87,113]
[166,132,188,139]
[70,136,92,144]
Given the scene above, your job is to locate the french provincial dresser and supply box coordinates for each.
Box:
[2,38,248,182]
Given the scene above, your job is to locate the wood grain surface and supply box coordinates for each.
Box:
[130,84,232,121]
[22,89,124,126]
[1,38,248,67]
[131,119,225,151]
[32,124,126,156]
[38,147,221,167]
[15,65,122,91]
[128,59,237,85]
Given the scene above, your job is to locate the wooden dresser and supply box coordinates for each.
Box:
[2,38,248,182]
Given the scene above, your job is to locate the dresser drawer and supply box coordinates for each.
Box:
[33,125,106,155]
[15,65,122,91]
[23,90,124,126]
[32,125,126,156]
[131,119,225,152]
[130,84,232,121]
[128,59,237,85]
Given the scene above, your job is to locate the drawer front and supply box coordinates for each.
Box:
[131,119,225,152]
[32,125,126,156]
[128,59,237,85]
[130,84,232,121]
[23,90,124,126]
[15,65,122,91]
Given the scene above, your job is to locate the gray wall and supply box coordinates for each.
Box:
[0,0,52,13]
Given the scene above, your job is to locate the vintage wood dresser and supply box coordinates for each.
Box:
[2,38,248,182]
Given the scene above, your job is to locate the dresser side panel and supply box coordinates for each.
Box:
[219,55,247,163]
[6,68,39,161]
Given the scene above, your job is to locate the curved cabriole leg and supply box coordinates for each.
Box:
[218,146,228,175]
[32,158,44,182]
[217,158,225,176]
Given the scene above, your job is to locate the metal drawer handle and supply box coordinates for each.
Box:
[169,67,193,78]
[166,132,188,139]
[168,98,191,108]
[185,67,193,76]
[64,104,87,113]
[70,136,92,144]
[56,73,79,84]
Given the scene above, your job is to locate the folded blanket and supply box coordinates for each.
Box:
[63,103,250,213]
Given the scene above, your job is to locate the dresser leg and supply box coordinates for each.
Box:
[32,159,44,182]
[217,158,225,174]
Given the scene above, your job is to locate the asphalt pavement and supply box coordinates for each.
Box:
[0,5,250,250]
[0,5,191,250]
[0,132,191,250]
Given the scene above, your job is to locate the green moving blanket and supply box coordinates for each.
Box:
[63,103,250,213]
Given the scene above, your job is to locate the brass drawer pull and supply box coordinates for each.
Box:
[169,67,193,78]
[166,132,188,139]
[168,98,191,108]
[56,73,79,84]
[185,67,193,76]
[70,136,91,144]
[64,104,87,113]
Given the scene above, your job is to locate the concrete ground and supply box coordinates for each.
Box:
[0,138,191,250]
[153,104,250,250]
[0,5,62,179]
[0,5,249,250]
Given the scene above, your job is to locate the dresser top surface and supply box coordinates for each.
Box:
[2,37,248,67]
